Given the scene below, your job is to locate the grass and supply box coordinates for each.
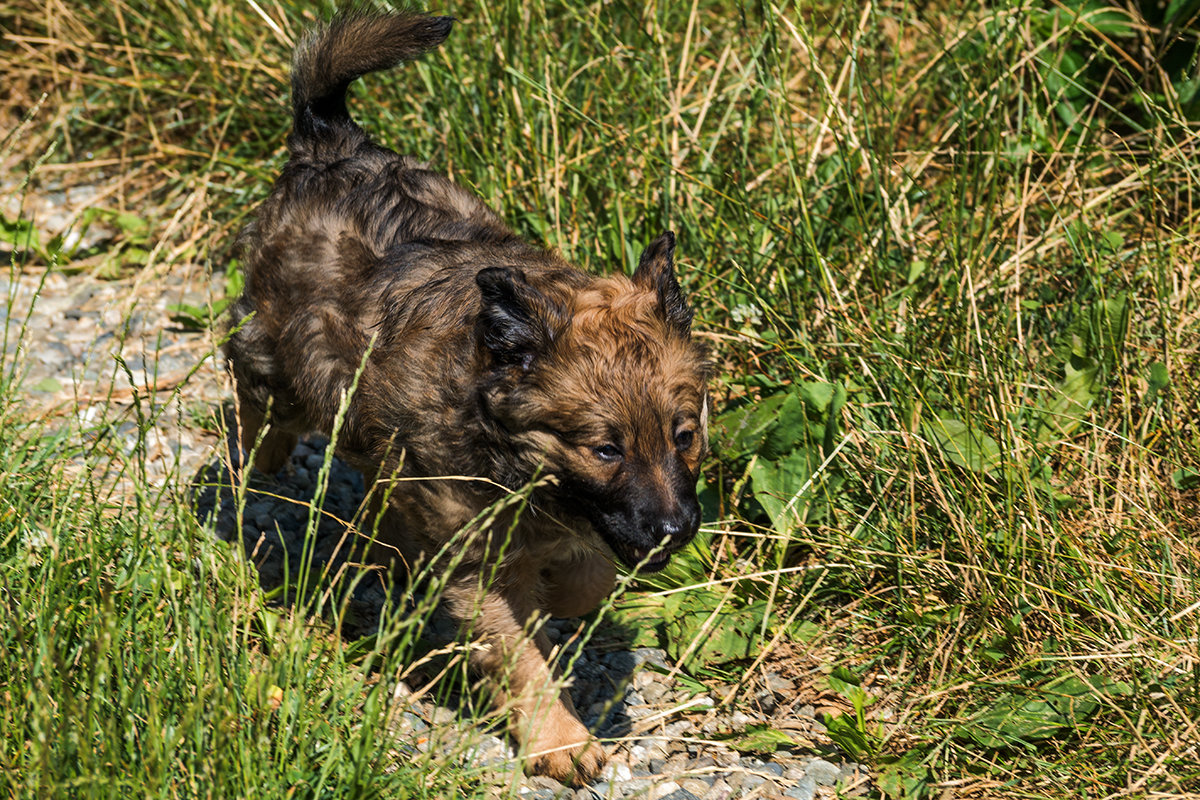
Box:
[3,0,1200,796]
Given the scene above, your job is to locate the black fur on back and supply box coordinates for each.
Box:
[290,11,454,155]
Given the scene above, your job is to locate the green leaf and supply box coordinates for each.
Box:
[922,416,1003,476]
[749,446,816,532]
[662,592,767,668]
[956,672,1130,750]
[798,380,835,414]
[760,391,808,459]
[1172,468,1200,491]
[958,692,1067,749]
[1164,0,1200,24]
[112,212,151,240]
[712,392,791,459]
[1039,358,1100,441]
[824,711,877,760]
[710,723,798,755]
[225,260,245,297]
[1149,362,1170,389]
[878,749,931,799]
[30,377,63,393]
[1146,362,1169,403]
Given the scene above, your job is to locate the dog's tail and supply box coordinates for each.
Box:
[290,11,453,152]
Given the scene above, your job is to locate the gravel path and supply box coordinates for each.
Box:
[4,182,871,800]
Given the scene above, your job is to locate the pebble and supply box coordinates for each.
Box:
[701,779,734,800]
[784,777,817,800]
[679,779,712,795]
[765,673,796,695]
[805,759,840,787]
[655,789,697,800]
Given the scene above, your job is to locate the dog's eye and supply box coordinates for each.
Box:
[674,429,695,451]
[593,444,623,462]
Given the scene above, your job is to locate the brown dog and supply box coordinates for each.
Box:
[224,11,709,783]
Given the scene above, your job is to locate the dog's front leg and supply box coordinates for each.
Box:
[540,550,616,619]
[445,580,606,784]
[235,392,298,475]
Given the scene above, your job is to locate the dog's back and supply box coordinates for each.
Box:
[226,12,567,462]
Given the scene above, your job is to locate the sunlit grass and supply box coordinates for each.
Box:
[3,0,1199,796]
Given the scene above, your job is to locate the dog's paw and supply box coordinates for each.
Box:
[523,715,607,785]
[526,736,606,786]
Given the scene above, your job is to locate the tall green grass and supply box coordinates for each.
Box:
[4,0,1200,796]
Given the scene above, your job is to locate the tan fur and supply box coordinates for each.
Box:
[223,12,709,784]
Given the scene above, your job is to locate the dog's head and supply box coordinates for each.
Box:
[476,232,709,570]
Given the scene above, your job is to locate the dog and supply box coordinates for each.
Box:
[223,11,709,783]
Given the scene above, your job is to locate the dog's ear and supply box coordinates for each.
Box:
[632,231,692,335]
[476,267,560,369]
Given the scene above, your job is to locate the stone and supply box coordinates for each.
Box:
[528,776,565,793]
[662,720,694,737]
[649,783,683,800]
[784,777,817,800]
[632,670,659,690]
[633,648,671,670]
[599,762,634,784]
[764,672,796,695]
[805,759,840,787]
[679,778,712,795]
[734,771,766,791]
[729,711,756,728]
[642,681,669,704]
[654,790,699,800]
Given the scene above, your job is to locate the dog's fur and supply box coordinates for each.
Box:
[224,11,709,783]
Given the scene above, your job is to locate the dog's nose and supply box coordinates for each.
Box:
[658,519,686,543]
[654,503,700,549]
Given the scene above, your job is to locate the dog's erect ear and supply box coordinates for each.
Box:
[632,231,692,335]
[476,267,560,369]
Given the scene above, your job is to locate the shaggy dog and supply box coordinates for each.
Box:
[224,11,709,783]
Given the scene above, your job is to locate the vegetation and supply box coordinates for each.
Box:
[3,0,1200,796]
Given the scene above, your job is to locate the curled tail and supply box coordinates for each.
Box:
[290,11,453,151]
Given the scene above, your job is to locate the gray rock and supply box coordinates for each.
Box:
[764,672,796,695]
[641,681,669,704]
[633,648,670,670]
[839,762,862,783]
[528,775,566,794]
[599,762,634,784]
[805,758,840,786]
[654,789,699,800]
[784,776,817,800]
[732,771,766,791]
